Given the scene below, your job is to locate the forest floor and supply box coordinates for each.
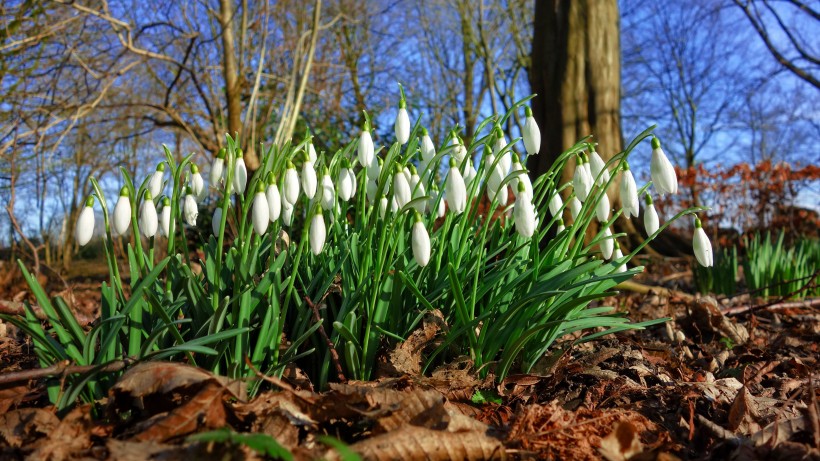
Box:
[0,258,818,461]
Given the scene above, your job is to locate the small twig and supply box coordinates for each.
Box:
[696,414,739,442]
[721,297,820,316]
[243,356,295,393]
[304,295,346,383]
[0,359,129,386]
[617,280,695,302]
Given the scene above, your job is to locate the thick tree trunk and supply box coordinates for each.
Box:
[528,0,622,185]
[219,0,246,160]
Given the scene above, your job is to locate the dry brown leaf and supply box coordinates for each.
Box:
[234,391,318,451]
[693,377,743,406]
[0,384,33,415]
[110,361,245,404]
[0,408,59,448]
[750,416,811,447]
[728,386,762,434]
[132,381,228,442]
[690,296,749,345]
[599,421,644,461]
[379,309,445,377]
[29,404,93,461]
[327,425,506,461]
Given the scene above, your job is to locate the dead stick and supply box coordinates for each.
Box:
[616,280,695,302]
[304,295,346,383]
[0,300,47,320]
[0,359,129,386]
[721,298,820,316]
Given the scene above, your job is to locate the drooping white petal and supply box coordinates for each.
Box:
[693,219,713,267]
[644,200,659,236]
[366,179,378,203]
[210,156,225,185]
[450,136,466,163]
[378,196,389,219]
[521,109,541,156]
[212,207,223,236]
[620,166,639,219]
[183,194,198,227]
[395,107,410,145]
[252,191,269,235]
[595,192,611,223]
[573,158,593,202]
[113,192,132,236]
[75,205,95,246]
[650,138,678,195]
[409,173,426,212]
[301,161,317,199]
[613,245,627,273]
[411,219,431,267]
[160,202,171,237]
[233,157,248,195]
[266,183,281,222]
[367,156,381,181]
[148,168,165,199]
[358,129,374,167]
[283,166,300,205]
[589,150,610,186]
[421,131,436,162]
[445,160,467,215]
[282,198,294,226]
[140,198,158,237]
[308,142,317,163]
[337,168,355,202]
[600,227,614,260]
[393,169,411,210]
[569,196,582,220]
[309,212,326,255]
[548,192,563,217]
[320,174,335,210]
[513,197,536,238]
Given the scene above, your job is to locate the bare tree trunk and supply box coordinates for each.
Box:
[220,0,244,158]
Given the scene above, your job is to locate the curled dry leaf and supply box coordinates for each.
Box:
[689,296,749,345]
[0,408,59,448]
[728,386,762,434]
[598,421,644,461]
[29,404,93,461]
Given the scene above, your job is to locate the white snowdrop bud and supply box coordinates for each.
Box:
[392,163,411,210]
[113,187,132,236]
[569,196,582,220]
[450,133,467,163]
[212,206,223,236]
[395,98,410,145]
[309,209,326,255]
[430,185,446,219]
[139,192,159,238]
[379,196,389,219]
[556,218,566,234]
[644,193,659,236]
[513,183,536,238]
[252,183,269,235]
[148,163,166,200]
[411,212,431,267]
[445,158,467,215]
[492,127,511,176]
[265,173,281,222]
[320,168,335,210]
[521,106,541,156]
[596,191,611,223]
[366,179,378,203]
[190,164,206,201]
[408,165,426,213]
[613,242,627,273]
[283,161,300,205]
[650,137,678,195]
[233,151,248,195]
[210,148,226,185]
[337,159,355,202]
[573,154,593,202]
[589,149,610,186]
[367,156,381,181]
[548,191,563,217]
[463,159,478,192]
[301,157,317,200]
[600,226,614,260]
[693,217,713,267]
[307,138,317,164]
[160,197,171,237]
[183,189,198,227]
[620,163,639,219]
[358,120,374,167]
[420,128,436,163]
[75,197,95,246]
[282,198,294,226]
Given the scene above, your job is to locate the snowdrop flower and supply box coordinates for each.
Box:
[366,179,378,203]
[420,128,436,163]
[183,188,198,227]
[392,163,411,210]
[430,184,446,218]
[113,187,132,236]
[521,106,541,156]
[307,137,317,164]
[612,242,627,273]
[548,191,563,217]
[283,161,300,205]
[378,196,389,219]
[212,206,223,236]
[411,211,431,267]
[693,217,713,267]
[402,165,412,183]
[408,165,426,212]
[320,168,335,210]
[210,148,226,185]
[309,208,326,255]
[160,197,171,237]
[600,227,614,260]
[337,159,355,202]
[394,96,410,145]
[251,183,269,235]
[139,192,159,238]
[445,158,467,215]
[493,127,511,176]
[450,132,467,163]
[233,150,248,195]
[513,183,536,238]
[148,163,166,199]
[650,137,677,195]
[510,154,533,200]
[596,192,610,223]
[573,154,593,202]
[556,218,566,234]
[644,193,659,236]
[589,148,610,186]
[301,156,317,200]
[75,197,95,246]
[367,156,382,181]
[569,196,582,220]
[266,173,281,222]
[620,162,639,219]
[358,120,374,167]
[282,199,294,226]
[190,164,206,201]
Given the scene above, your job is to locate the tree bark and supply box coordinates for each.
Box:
[220,0,244,158]
[528,0,622,185]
